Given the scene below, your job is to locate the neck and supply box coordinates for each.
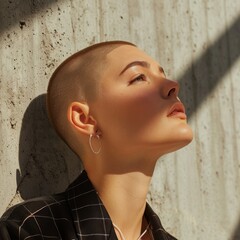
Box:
[87,168,154,239]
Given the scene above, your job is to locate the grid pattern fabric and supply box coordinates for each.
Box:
[0,171,177,240]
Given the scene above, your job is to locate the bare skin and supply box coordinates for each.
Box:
[66,45,193,239]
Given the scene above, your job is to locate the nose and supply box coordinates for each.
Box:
[161,79,179,99]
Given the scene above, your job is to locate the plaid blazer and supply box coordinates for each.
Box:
[0,171,177,240]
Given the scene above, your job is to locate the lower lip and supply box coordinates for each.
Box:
[168,111,187,119]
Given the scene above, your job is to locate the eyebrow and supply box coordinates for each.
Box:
[119,60,165,76]
[119,61,150,75]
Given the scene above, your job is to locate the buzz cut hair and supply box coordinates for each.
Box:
[46,40,136,155]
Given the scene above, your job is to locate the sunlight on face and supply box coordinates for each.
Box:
[90,45,193,159]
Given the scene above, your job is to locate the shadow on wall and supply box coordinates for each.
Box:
[178,15,240,118]
[0,0,59,34]
[175,14,240,240]
[17,94,82,200]
[232,218,240,240]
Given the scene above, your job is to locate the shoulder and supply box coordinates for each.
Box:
[0,193,76,239]
[1,193,67,222]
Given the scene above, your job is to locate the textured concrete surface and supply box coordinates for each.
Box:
[0,0,239,239]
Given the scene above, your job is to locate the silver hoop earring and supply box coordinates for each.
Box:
[177,96,181,102]
[89,134,102,154]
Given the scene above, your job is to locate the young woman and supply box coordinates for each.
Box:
[0,41,193,240]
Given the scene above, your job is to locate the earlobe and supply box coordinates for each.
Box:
[67,102,96,135]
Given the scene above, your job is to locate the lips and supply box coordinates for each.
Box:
[167,102,187,119]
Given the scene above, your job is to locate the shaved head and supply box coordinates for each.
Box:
[47,41,135,155]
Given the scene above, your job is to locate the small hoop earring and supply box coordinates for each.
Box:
[89,134,102,154]
[177,96,181,101]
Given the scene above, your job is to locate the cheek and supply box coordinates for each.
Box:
[97,88,165,142]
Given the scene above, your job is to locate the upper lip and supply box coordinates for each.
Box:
[167,102,186,116]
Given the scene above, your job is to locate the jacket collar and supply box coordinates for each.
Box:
[66,170,176,240]
[145,204,177,240]
[66,170,117,239]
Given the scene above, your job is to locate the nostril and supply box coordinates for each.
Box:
[168,88,176,96]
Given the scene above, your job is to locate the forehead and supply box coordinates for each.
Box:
[104,45,156,70]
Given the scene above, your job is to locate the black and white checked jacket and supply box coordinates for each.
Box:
[0,170,177,240]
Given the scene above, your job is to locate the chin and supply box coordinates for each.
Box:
[159,123,194,155]
[179,123,193,142]
[167,125,193,153]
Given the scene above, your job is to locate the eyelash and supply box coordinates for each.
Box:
[129,74,146,85]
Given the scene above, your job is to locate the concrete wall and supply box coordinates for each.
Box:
[0,0,239,239]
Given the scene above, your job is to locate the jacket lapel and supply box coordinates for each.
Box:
[145,203,177,240]
[66,171,118,240]
[66,170,176,240]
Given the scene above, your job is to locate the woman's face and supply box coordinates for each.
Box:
[90,45,193,159]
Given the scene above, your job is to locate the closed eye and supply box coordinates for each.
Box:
[129,74,146,85]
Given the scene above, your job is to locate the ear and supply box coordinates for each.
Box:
[67,101,96,135]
